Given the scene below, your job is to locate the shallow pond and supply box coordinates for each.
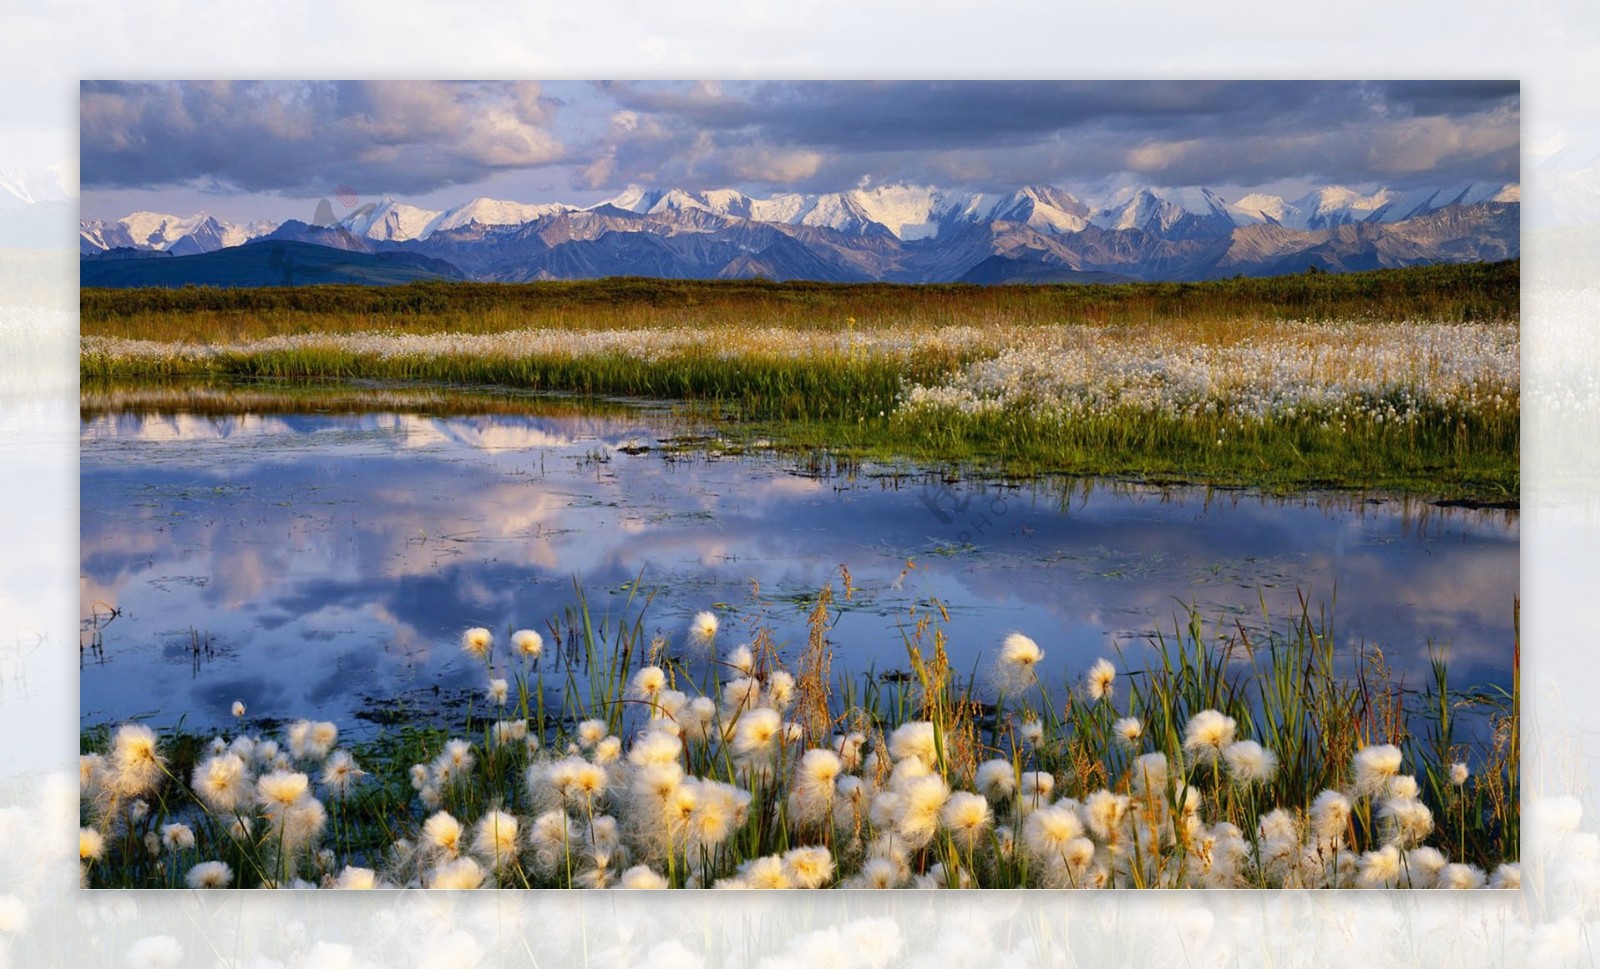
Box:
[80,396,1518,738]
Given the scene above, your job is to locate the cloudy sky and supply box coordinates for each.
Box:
[79,80,1520,223]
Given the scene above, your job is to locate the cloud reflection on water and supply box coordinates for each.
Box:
[80,409,1518,734]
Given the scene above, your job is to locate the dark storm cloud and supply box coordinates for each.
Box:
[82,80,1519,202]
[80,80,564,196]
[589,80,1519,192]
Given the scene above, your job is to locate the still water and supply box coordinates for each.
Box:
[80,401,1518,737]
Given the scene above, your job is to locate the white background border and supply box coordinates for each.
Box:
[3,3,1597,966]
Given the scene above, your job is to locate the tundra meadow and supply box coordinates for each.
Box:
[78,265,1520,891]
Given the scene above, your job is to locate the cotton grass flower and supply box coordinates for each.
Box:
[722,676,762,713]
[1113,717,1143,752]
[1357,845,1403,888]
[159,823,195,852]
[620,865,670,889]
[1023,803,1084,860]
[1130,752,1170,797]
[1310,789,1353,842]
[783,845,835,888]
[733,707,783,758]
[1181,709,1236,765]
[472,810,521,871]
[1402,847,1448,888]
[832,731,866,771]
[765,669,796,711]
[995,632,1044,689]
[1084,789,1129,842]
[741,854,791,889]
[725,643,755,675]
[320,750,365,801]
[1351,743,1404,797]
[422,811,464,859]
[231,700,245,718]
[888,721,938,767]
[1450,762,1470,786]
[185,860,232,889]
[1258,809,1298,844]
[630,665,666,699]
[512,628,543,660]
[1378,796,1434,847]
[310,721,338,758]
[486,678,509,706]
[796,748,844,794]
[894,774,951,847]
[628,729,683,768]
[941,791,993,848]
[1018,770,1055,809]
[192,753,250,814]
[689,610,719,648]
[491,719,528,748]
[855,857,901,889]
[281,797,327,852]
[1437,863,1487,889]
[111,724,164,797]
[334,866,379,889]
[1387,774,1420,800]
[577,719,608,748]
[1489,862,1521,889]
[975,759,1017,801]
[80,827,106,862]
[429,857,486,890]
[256,770,310,810]
[1018,718,1044,748]
[461,627,493,660]
[1222,740,1278,785]
[1085,657,1116,701]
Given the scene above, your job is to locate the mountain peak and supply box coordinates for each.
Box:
[81,179,1519,278]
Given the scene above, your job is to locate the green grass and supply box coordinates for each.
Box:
[80,261,1520,340]
[79,262,1521,501]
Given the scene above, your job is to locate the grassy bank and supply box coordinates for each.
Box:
[78,584,1518,890]
[80,261,1519,340]
[80,263,1521,500]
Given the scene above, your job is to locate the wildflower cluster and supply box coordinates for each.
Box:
[900,320,1518,430]
[79,718,369,889]
[79,602,1516,890]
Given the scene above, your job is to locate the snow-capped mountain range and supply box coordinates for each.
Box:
[1,161,74,209]
[80,180,1520,284]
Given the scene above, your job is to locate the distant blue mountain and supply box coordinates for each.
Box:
[79,240,466,288]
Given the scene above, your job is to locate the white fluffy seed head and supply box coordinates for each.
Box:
[798,748,843,789]
[1000,632,1043,668]
[1113,717,1143,752]
[732,707,783,758]
[512,629,543,659]
[1023,803,1083,858]
[460,627,493,660]
[941,791,993,845]
[888,721,938,767]
[1222,740,1278,785]
[975,759,1017,801]
[185,860,233,889]
[422,811,464,858]
[690,610,719,647]
[1352,744,1404,797]
[1182,709,1237,763]
[630,665,666,699]
[1085,657,1116,701]
[1310,789,1353,841]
